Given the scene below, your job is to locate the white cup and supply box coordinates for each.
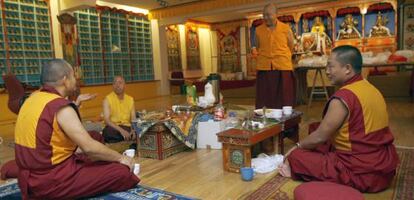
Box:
[133,163,140,175]
[123,149,135,158]
[271,109,283,119]
[282,106,293,115]
[172,105,178,112]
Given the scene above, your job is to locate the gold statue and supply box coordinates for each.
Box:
[336,14,362,40]
[306,16,331,54]
[369,11,391,37]
[311,16,325,34]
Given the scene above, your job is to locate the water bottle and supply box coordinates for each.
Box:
[225,111,239,129]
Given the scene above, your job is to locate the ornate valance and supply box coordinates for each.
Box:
[302,10,330,19]
[337,7,360,16]
[96,5,148,19]
[278,15,295,23]
[367,2,394,13]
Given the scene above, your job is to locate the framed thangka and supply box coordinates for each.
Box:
[186,25,201,70]
[365,3,395,38]
[166,25,182,71]
[217,26,240,73]
[58,13,78,72]
[335,7,362,40]
[403,4,414,50]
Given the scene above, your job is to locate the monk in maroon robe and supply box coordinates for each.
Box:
[278,45,399,193]
[14,59,139,199]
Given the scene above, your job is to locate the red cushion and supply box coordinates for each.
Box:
[1,160,19,180]
[294,182,363,200]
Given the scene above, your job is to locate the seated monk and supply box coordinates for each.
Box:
[278,45,399,193]
[0,74,97,180]
[14,59,139,199]
[102,76,137,143]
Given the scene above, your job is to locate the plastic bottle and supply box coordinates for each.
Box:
[225,111,239,129]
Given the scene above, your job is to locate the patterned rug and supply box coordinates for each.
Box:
[244,147,414,200]
[0,180,196,200]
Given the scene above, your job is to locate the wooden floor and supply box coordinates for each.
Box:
[0,96,413,199]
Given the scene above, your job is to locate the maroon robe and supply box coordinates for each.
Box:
[288,75,399,192]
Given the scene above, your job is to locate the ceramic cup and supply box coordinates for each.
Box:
[282,106,293,115]
[123,149,135,158]
[271,109,283,119]
[133,163,140,175]
[172,105,178,112]
[240,167,254,181]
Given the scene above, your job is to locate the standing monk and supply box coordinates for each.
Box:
[279,46,398,192]
[14,59,139,199]
[252,3,295,109]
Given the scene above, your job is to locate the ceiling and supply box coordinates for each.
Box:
[101,0,202,10]
[100,0,337,24]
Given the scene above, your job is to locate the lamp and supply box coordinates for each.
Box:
[156,0,169,7]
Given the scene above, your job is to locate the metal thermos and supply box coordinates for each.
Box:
[207,73,220,104]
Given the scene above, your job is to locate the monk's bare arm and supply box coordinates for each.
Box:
[130,102,136,122]
[57,105,133,168]
[287,29,294,53]
[298,98,348,149]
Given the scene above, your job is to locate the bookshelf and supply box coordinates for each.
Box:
[128,15,153,81]
[75,7,153,85]
[75,8,104,85]
[0,0,53,87]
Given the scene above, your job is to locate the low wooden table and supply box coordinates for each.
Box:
[217,111,302,173]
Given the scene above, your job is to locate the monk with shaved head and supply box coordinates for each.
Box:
[252,3,295,109]
[14,59,139,199]
[102,76,137,143]
[279,46,398,193]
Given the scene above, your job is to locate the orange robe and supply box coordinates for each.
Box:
[14,86,139,199]
[288,75,398,192]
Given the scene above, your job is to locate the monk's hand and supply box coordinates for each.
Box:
[251,47,258,58]
[119,129,131,141]
[119,155,134,171]
[283,146,298,162]
[130,130,137,140]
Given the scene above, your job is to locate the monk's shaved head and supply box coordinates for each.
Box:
[263,3,276,14]
[263,3,277,27]
[41,59,72,86]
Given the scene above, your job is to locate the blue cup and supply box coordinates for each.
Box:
[240,167,254,181]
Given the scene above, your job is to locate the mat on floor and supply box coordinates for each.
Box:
[0,180,197,200]
[243,147,414,200]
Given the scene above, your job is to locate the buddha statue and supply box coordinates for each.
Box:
[311,16,325,34]
[309,16,332,54]
[336,14,362,40]
[369,11,391,37]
